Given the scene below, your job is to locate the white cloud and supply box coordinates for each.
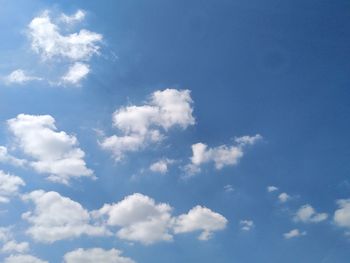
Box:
[283,229,306,239]
[28,10,102,61]
[4,254,48,263]
[0,228,11,242]
[149,159,174,174]
[93,193,173,245]
[0,146,26,167]
[173,205,228,240]
[22,190,108,243]
[0,170,25,203]
[7,114,94,184]
[186,134,262,175]
[240,220,254,231]
[60,10,86,24]
[3,70,42,85]
[334,199,350,229]
[278,192,290,203]
[1,240,29,254]
[224,184,234,193]
[63,248,135,263]
[61,62,90,85]
[100,89,195,160]
[294,204,328,223]
[267,186,278,192]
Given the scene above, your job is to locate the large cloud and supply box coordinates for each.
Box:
[173,206,228,240]
[0,170,25,203]
[63,248,135,263]
[100,89,195,160]
[185,134,262,175]
[7,114,94,184]
[22,190,108,243]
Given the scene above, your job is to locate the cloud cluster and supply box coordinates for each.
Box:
[7,114,94,184]
[101,89,195,160]
[185,134,262,175]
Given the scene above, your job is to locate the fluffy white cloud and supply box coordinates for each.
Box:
[267,186,278,192]
[149,159,174,174]
[100,89,195,160]
[173,206,228,240]
[63,248,135,263]
[93,193,173,245]
[28,10,102,61]
[0,146,26,167]
[22,190,108,243]
[294,204,328,223]
[186,134,262,175]
[4,254,48,263]
[278,192,290,203]
[283,229,306,239]
[60,10,86,24]
[1,240,29,254]
[240,220,254,231]
[3,70,41,84]
[7,114,94,184]
[61,62,90,85]
[0,170,25,203]
[334,199,350,229]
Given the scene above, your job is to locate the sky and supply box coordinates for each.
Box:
[0,0,350,262]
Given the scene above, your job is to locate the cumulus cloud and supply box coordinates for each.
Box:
[294,204,328,223]
[1,240,29,254]
[0,170,25,203]
[240,220,254,231]
[0,146,26,167]
[267,186,278,192]
[63,248,135,263]
[21,190,108,243]
[173,206,228,240]
[61,62,90,85]
[60,10,86,24]
[283,229,306,239]
[4,254,48,263]
[3,70,42,85]
[92,193,173,245]
[278,192,290,203]
[185,134,262,175]
[100,89,195,160]
[149,159,174,174]
[334,199,350,229]
[28,10,102,61]
[7,114,94,184]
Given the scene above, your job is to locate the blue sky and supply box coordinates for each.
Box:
[0,0,350,262]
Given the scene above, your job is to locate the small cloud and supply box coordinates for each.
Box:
[224,184,234,193]
[267,185,278,192]
[294,204,328,223]
[3,69,41,85]
[60,10,86,24]
[240,220,254,231]
[61,62,90,85]
[149,159,174,174]
[278,192,290,203]
[283,229,306,239]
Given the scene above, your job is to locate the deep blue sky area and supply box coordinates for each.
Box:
[0,0,350,262]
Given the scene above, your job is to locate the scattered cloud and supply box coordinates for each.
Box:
[0,146,26,167]
[240,220,254,231]
[334,199,350,229]
[0,170,25,203]
[1,240,29,254]
[3,70,42,85]
[173,205,228,240]
[22,190,108,243]
[278,192,290,203]
[294,204,328,223]
[149,159,174,174]
[4,254,48,263]
[7,114,94,184]
[185,134,262,175]
[61,62,90,85]
[224,184,234,193]
[283,229,306,239]
[59,10,86,24]
[63,248,135,263]
[100,89,195,161]
[267,186,278,192]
